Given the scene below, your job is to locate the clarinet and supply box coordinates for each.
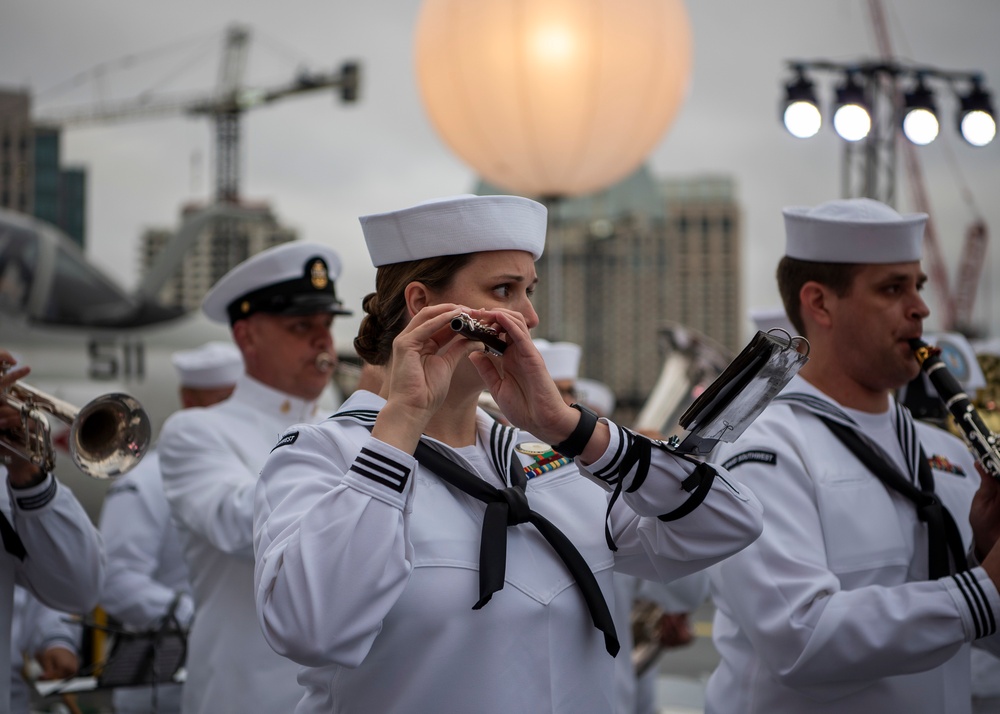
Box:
[450,313,507,357]
[910,337,1000,481]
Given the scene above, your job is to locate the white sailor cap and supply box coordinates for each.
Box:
[534,339,582,381]
[576,378,615,417]
[359,194,547,267]
[202,241,352,324]
[783,198,926,264]
[171,341,243,388]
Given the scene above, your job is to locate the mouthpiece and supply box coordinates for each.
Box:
[450,313,507,357]
[908,337,939,366]
[315,352,336,373]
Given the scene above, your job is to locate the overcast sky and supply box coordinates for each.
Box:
[2,0,998,348]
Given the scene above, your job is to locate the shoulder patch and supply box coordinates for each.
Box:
[723,450,777,470]
[271,431,299,452]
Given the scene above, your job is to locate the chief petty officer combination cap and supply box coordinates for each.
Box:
[782,197,927,264]
[358,194,547,266]
[171,341,243,389]
[202,241,352,325]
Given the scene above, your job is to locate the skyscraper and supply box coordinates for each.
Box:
[0,88,88,247]
[478,167,742,423]
[139,202,296,312]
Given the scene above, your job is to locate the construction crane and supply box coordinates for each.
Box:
[35,24,361,204]
[866,0,988,333]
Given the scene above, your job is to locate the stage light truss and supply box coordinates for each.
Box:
[781,60,995,147]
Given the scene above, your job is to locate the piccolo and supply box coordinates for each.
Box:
[450,313,507,357]
[910,337,1000,481]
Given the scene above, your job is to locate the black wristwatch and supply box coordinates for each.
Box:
[553,403,599,458]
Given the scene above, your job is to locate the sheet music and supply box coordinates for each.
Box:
[674,330,808,454]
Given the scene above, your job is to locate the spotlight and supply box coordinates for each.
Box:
[957,80,996,147]
[782,69,821,139]
[832,72,871,142]
[901,78,939,145]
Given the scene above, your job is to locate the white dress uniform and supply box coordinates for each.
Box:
[0,470,104,713]
[99,450,193,714]
[160,374,327,714]
[706,375,1000,714]
[10,585,80,714]
[254,389,763,714]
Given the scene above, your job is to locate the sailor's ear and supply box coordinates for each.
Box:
[799,280,834,331]
[404,281,431,318]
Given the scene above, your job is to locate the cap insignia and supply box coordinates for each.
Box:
[309,260,329,290]
[240,300,250,314]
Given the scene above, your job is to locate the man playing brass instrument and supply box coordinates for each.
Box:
[157,242,351,714]
[705,198,1000,714]
[0,349,105,713]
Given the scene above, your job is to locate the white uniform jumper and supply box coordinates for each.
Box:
[0,471,105,712]
[100,450,193,713]
[10,585,81,714]
[160,375,325,714]
[707,375,1000,714]
[254,389,764,714]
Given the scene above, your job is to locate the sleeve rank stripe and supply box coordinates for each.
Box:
[953,570,996,639]
[355,454,406,481]
[15,477,57,511]
[351,447,410,492]
[952,571,984,638]
[592,423,627,482]
[351,467,407,493]
[330,409,379,424]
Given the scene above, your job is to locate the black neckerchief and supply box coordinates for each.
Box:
[776,393,967,579]
[339,410,621,657]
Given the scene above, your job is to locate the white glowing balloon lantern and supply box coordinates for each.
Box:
[415,0,693,198]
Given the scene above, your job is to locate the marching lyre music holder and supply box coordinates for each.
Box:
[670,328,810,455]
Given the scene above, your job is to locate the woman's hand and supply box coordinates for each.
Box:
[467,309,579,445]
[372,304,479,451]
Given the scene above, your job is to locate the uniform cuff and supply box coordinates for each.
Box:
[40,637,79,656]
[343,437,415,507]
[9,473,57,511]
[944,567,1000,641]
[574,419,625,490]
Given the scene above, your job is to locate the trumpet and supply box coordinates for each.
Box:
[1,376,151,480]
[910,337,1000,481]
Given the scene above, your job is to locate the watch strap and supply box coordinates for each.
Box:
[553,403,599,458]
